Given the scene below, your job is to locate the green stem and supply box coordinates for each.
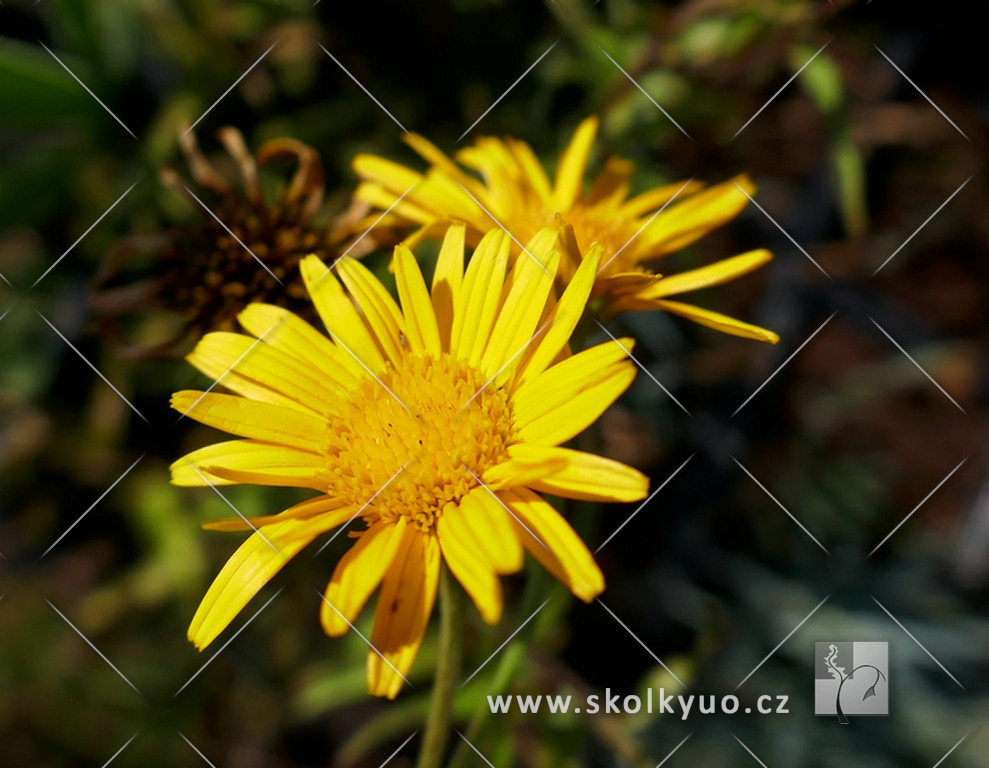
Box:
[417,566,466,768]
[447,566,552,768]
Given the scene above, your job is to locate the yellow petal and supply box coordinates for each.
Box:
[431,224,466,351]
[354,181,436,225]
[552,116,598,211]
[461,489,524,574]
[171,440,327,488]
[514,356,635,447]
[488,444,648,502]
[619,179,706,219]
[638,174,755,257]
[368,528,440,699]
[202,494,351,532]
[585,155,634,207]
[393,244,441,356]
[321,518,407,637]
[404,133,481,193]
[638,249,773,299]
[451,229,509,362]
[237,303,361,392]
[514,242,602,385]
[501,487,604,602]
[507,137,552,203]
[187,331,345,414]
[514,337,633,432]
[352,154,423,196]
[479,229,560,378]
[335,257,406,364]
[300,255,386,374]
[170,391,326,452]
[437,503,503,624]
[600,271,661,295]
[188,512,351,649]
[650,299,780,344]
[414,173,488,223]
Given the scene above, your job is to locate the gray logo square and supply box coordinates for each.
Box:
[814,641,888,722]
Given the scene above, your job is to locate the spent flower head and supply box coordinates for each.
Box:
[93,127,369,353]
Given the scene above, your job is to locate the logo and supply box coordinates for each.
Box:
[814,642,888,723]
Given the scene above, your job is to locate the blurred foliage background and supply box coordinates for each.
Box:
[1,0,987,766]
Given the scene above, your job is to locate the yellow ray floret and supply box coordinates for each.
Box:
[171,224,649,698]
[353,116,779,344]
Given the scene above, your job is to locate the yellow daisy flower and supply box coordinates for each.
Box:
[171,224,649,699]
[353,116,779,344]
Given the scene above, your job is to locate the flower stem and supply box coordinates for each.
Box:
[417,566,466,768]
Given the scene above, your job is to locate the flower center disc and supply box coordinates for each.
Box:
[324,353,514,531]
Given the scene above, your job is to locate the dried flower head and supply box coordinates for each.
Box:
[92,127,369,354]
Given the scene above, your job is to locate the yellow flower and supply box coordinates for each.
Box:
[354,116,778,344]
[171,225,648,698]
